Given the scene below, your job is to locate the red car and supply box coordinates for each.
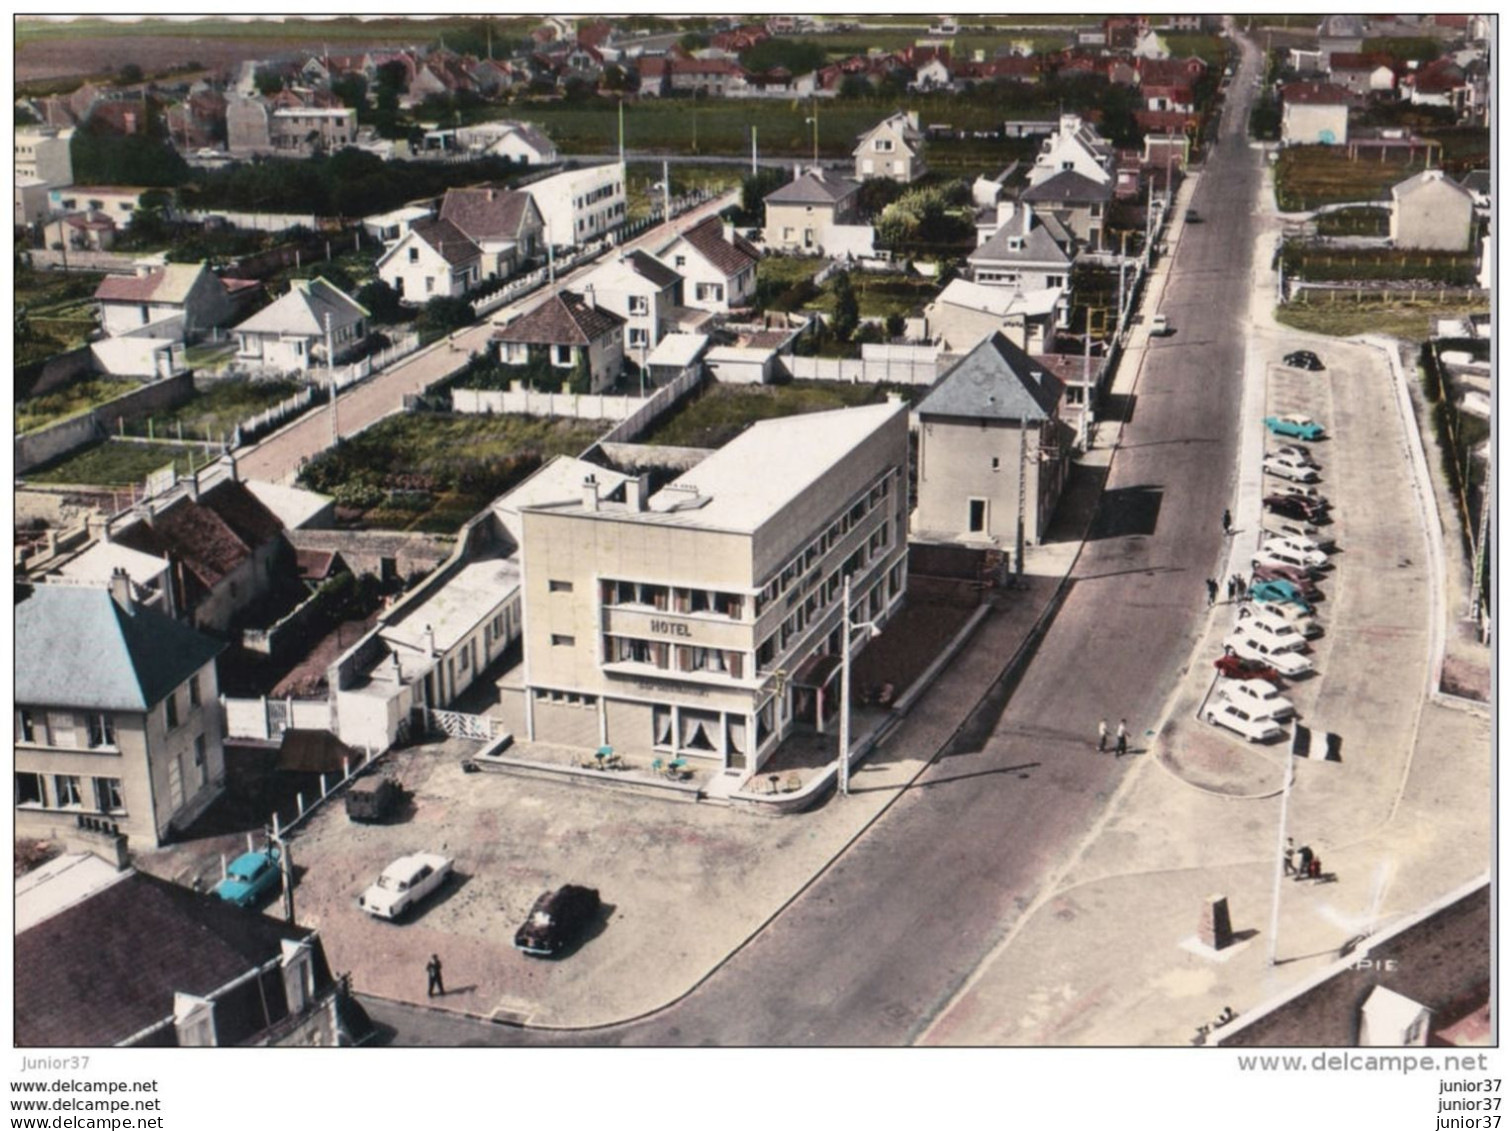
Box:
[1263,494,1329,523]
[1251,561,1323,599]
[1215,652,1282,684]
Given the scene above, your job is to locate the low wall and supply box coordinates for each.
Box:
[16,371,196,474]
[471,752,703,804]
[18,344,95,400]
[285,528,453,580]
[452,386,639,421]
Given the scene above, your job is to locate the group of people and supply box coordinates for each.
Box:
[1097,718,1130,757]
[1206,573,1250,606]
[1284,838,1324,881]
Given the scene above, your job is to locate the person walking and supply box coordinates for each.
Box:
[1283,837,1297,876]
[1206,577,1219,606]
[1115,719,1129,758]
[1295,845,1313,881]
[1226,576,1237,602]
[1097,718,1109,753]
[1234,573,1247,602]
[426,954,445,997]
[1222,508,1232,534]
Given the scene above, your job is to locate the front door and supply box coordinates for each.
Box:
[168,753,185,811]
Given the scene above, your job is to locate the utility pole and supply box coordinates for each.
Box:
[1080,330,1093,450]
[838,574,853,796]
[1016,418,1028,582]
[266,823,296,925]
[617,97,624,165]
[326,311,338,444]
[1266,758,1295,966]
[751,125,758,177]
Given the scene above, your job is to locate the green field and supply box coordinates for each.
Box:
[808,273,941,319]
[16,378,143,434]
[25,441,207,486]
[1274,147,1429,212]
[640,379,893,449]
[1275,294,1488,340]
[124,378,305,443]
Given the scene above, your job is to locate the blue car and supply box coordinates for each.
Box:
[1249,578,1313,612]
[1264,414,1326,442]
[214,848,282,909]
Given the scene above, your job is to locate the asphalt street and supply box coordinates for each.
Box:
[361,33,1270,1049]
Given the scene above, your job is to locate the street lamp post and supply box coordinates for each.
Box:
[1266,756,1296,966]
[837,573,880,796]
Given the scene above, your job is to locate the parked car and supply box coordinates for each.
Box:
[1249,577,1315,610]
[1254,546,1323,577]
[1262,536,1328,569]
[1225,633,1314,677]
[1231,609,1307,652]
[1263,454,1321,483]
[1264,414,1326,441]
[1186,209,1203,223]
[514,884,602,957]
[1283,350,1325,371]
[1239,600,1321,638]
[1150,313,1170,335]
[1219,677,1297,720]
[1266,447,1320,469]
[1205,700,1284,743]
[346,775,400,823]
[1262,515,1334,550]
[358,852,454,920]
[214,847,282,909]
[1264,493,1329,523]
[1215,651,1281,684]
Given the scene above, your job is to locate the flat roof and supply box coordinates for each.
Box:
[56,540,169,585]
[383,555,521,656]
[16,854,131,934]
[647,332,709,368]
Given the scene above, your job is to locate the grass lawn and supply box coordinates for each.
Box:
[26,441,207,486]
[626,160,744,221]
[758,257,827,289]
[640,379,893,449]
[1315,206,1390,237]
[1275,295,1489,341]
[1274,147,1428,212]
[125,378,305,442]
[807,274,941,319]
[16,378,143,434]
[183,340,240,370]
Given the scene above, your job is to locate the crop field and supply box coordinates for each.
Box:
[1275,294,1488,341]
[1273,146,1429,212]
[24,441,208,487]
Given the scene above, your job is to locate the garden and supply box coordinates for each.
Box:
[16,377,143,435]
[120,377,306,443]
[1273,146,1430,212]
[23,440,210,487]
[638,379,907,450]
[1275,294,1488,341]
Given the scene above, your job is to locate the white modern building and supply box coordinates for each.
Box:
[521,162,626,250]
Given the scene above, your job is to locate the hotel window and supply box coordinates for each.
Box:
[164,693,179,731]
[95,777,125,814]
[551,634,576,647]
[49,711,78,747]
[18,710,35,744]
[16,772,45,807]
[54,774,84,809]
[549,579,574,593]
[86,713,115,749]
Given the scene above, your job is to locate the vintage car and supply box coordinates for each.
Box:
[1224,633,1314,678]
[358,852,454,921]
[514,884,601,957]
[214,848,282,909]
[346,775,401,823]
[1214,651,1281,684]
[1218,677,1297,721]
[1283,350,1325,371]
[1204,700,1285,743]
[1249,577,1315,611]
[1263,454,1322,483]
[1264,414,1327,442]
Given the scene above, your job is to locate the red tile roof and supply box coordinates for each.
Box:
[1282,81,1353,104]
[439,186,537,242]
[494,290,624,346]
[675,214,760,277]
[408,218,482,266]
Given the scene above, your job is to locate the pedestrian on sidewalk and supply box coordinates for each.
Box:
[1206,577,1219,606]
[1098,718,1109,752]
[1226,576,1237,602]
[426,954,445,997]
[1222,508,1232,535]
[1115,719,1129,758]
[1234,573,1247,602]
[1295,845,1313,881]
[1283,837,1297,876]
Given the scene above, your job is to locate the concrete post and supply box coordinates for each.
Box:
[1200,894,1234,951]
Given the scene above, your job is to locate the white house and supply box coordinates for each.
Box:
[93,261,247,341]
[1027,114,1115,188]
[375,218,483,303]
[232,277,369,373]
[521,162,626,250]
[452,120,559,165]
[967,202,1074,292]
[572,250,684,355]
[654,215,760,314]
[491,290,625,393]
[438,186,545,279]
[853,110,928,183]
[46,185,150,228]
[922,278,1068,354]
[1390,170,1475,252]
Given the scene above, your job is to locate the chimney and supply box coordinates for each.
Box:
[582,474,600,512]
[584,283,595,308]
[424,624,436,656]
[185,470,200,503]
[794,163,802,181]
[626,472,650,512]
[108,567,134,614]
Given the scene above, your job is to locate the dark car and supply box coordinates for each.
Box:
[1251,562,1323,600]
[1264,494,1328,523]
[345,775,400,823]
[1215,652,1281,684]
[514,884,601,957]
[1186,209,1202,223]
[1283,350,1325,371]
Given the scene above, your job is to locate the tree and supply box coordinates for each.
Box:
[331,74,368,114]
[569,349,593,395]
[740,39,827,77]
[253,65,285,97]
[415,294,475,341]
[885,311,906,339]
[831,271,859,342]
[356,279,405,325]
[839,75,872,100]
[117,63,144,86]
[739,167,787,225]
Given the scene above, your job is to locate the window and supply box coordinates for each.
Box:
[1046,275,1065,289]
[874,138,894,151]
[424,276,435,294]
[18,710,35,744]
[48,711,77,748]
[193,736,207,788]
[188,674,201,708]
[674,255,687,268]
[629,327,649,347]
[991,456,1001,471]
[968,499,988,534]
[551,634,576,647]
[628,295,649,315]
[408,246,419,263]
[87,713,115,749]
[549,579,574,593]
[554,344,573,366]
[95,777,125,814]
[54,775,84,809]
[164,693,179,730]
[696,283,724,303]
[15,772,44,807]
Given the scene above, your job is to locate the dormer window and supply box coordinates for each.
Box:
[1007,237,1024,251]
[874,138,894,151]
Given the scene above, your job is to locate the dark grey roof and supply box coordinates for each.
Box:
[968,209,1073,267]
[623,249,682,288]
[916,331,1064,423]
[1021,169,1113,205]
[764,169,861,206]
[15,585,225,712]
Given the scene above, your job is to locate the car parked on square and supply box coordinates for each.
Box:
[1283,350,1325,371]
[1249,577,1316,610]
[1264,493,1329,523]
[1215,651,1282,684]
[214,847,282,909]
[1204,700,1285,743]
[1239,600,1321,639]
[1264,414,1327,441]
[1225,633,1314,677]
[1261,536,1329,569]
[358,852,454,921]
[1263,454,1322,483]
[514,884,602,957]
[1219,677,1297,720]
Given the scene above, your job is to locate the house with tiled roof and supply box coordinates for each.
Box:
[922,278,1069,355]
[762,168,863,255]
[112,475,291,635]
[94,261,249,340]
[15,581,227,848]
[573,249,685,356]
[438,185,544,278]
[637,54,671,97]
[1281,82,1352,145]
[914,330,1070,549]
[1325,52,1399,97]
[492,290,625,392]
[854,110,927,184]
[47,183,151,228]
[449,119,558,165]
[668,56,748,97]
[1029,113,1115,188]
[1021,169,1112,251]
[655,214,760,313]
[16,855,346,1047]
[376,217,483,302]
[43,209,117,251]
[968,201,1075,292]
[1317,15,1367,67]
[232,277,370,373]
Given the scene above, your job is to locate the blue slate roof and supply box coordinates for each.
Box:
[15,585,225,712]
[916,331,1064,423]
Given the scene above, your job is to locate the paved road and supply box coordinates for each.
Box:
[364,32,1269,1049]
[235,190,739,486]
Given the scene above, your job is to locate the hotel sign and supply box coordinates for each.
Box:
[649,620,692,637]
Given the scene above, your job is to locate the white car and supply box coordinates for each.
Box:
[1270,482,1329,507]
[1263,516,1334,551]
[1219,678,1296,720]
[1266,448,1320,469]
[1253,547,1321,576]
[1225,633,1314,677]
[1239,601,1321,639]
[1204,700,1285,743]
[358,852,454,920]
[1230,610,1307,652]
[1262,536,1328,569]
[1263,455,1321,483]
